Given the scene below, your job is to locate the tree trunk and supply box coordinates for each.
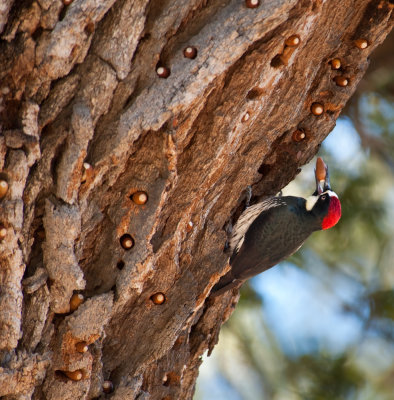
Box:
[0,0,392,398]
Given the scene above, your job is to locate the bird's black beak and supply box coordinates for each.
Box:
[315,157,331,194]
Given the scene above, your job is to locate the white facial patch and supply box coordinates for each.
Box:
[305,195,318,211]
[305,190,338,211]
[326,190,338,198]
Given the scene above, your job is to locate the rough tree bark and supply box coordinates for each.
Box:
[0,0,392,398]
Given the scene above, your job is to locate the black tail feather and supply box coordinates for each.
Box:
[210,271,243,297]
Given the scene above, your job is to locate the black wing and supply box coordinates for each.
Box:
[230,197,313,282]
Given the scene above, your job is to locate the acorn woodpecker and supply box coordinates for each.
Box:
[211,158,341,296]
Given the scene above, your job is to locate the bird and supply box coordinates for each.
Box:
[211,157,341,296]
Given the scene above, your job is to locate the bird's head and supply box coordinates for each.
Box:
[305,158,341,230]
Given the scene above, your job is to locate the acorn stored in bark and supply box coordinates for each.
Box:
[186,221,194,232]
[156,66,170,78]
[120,234,134,250]
[241,112,250,122]
[245,0,260,8]
[311,102,324,116]
[75,341,88,353]
[183,46,197,59]
[64,370,83,381]
[151,292,166,305]
[330,58,341,70]
[81,162,91,182]
[70,293,84,311]
[131,191,148,205]
[285,35,300,47]
[334,76,349,87]
[0,180,8,199]
[354,39,368,49]
[103,380,114,394]
[292,129,306,142]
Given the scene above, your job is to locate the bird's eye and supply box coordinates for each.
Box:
[321,195,327,201]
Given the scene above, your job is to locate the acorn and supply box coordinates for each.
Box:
[63,0,73,5]
[330,58,341,70]
[311,102,324,116]
[285,35,300,47]
[81,162,91,182]
[120,234,134,250]
[354,39,368,49]
[70,293,84,312]
[75,341,88,353]
[0,180,9,199]
[83,162,91,171]
[186,221,193,232]
[316,157,327,182]
[0,226,6,240]
[131,191,148,205]
[64,370,83,381]
[150,292,166,305]
[241,112,250,122]
[334,76,349,87]
[103,380,114,394]
[183,46,197,59]
[245,0,260,7]
[292,129,306,142]
[278,46,296,66]
[156,66,170,78]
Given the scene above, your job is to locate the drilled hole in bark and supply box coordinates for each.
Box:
[51,141,67,184]
[54,370,67,381]
[1,100,20,129]
[141,32,151,42]
[258,163,272,175]
[270,54,283,68]
[246,87,263,100]
[59,5,67,21]
[84,21,95,35]
[123,92,136,110]
[162,372,180,387]
[70,45,80,59]
[116,260,125,270]
[32,27,44,41]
